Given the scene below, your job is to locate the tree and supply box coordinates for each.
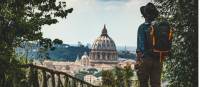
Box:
[39,38,53,60]
[87,68,98,74]
[102,70,115,87]
[115,65,134,87]
[102,66,134,87]
[19,41,35,63]
[154,0,198,86]
[53,38,63,45]
[53,38,63,47]
[0,0,73,52]
[115,67,125,87]
[36,38,64,61]
[0,0,73,86]
[124,65,134,87]
[78,41,84,47]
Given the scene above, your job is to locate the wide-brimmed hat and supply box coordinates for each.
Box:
[140,6,146,17]
[140,3,159,19]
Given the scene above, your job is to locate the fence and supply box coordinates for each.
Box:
[21,64,100,87]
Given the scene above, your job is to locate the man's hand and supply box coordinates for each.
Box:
[136,52,144,58]
[134,52,144,70]
[136,51,144,64]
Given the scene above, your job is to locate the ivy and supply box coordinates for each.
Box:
[155,0,198,86]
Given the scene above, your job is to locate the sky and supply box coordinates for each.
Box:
[42,0,151,47]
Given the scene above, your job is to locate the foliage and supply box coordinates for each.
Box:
[94,71,102,77]
[124,65,134,86]
[38,38,54,60]
[115,67,126,86]
[75,73,85,80]
[53,38,63,45]
[75,68,99,80]
[102,70,115,87]
[74,70,89,80]
[0,0,72,87]
[0,55,29,87]
[16,43,90,61]
[52,38,63,49]
[87,68,98,74]
[154,0,198,86]
[102,65,135,87]
[39,38,53,49]
[49,45,90,61]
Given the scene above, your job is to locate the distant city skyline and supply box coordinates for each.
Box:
[42,0,151,47]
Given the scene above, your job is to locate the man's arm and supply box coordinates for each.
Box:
[136,25,145,57]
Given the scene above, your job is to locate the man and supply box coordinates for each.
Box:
[136,3,162,87]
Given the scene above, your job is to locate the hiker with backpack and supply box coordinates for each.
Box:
[135,3,173,87]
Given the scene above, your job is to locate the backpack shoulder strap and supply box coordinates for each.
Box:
[149,23,156,47]
[150,25,155,47]
[169,27,173,41]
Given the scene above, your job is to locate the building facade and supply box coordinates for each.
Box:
[80,52,90,66]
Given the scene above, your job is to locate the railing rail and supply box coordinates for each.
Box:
[20,64,100,87]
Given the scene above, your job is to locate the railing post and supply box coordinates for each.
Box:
[57,73,64,87]
[73,79,76,87]
[42,70,48,87]
[80,82,84,87]
[51,72,55,87]
[28,65,39,87]
[132,80,139,87]
[69,78,71,87]
[64,75,69,87]
[33,68,39,87]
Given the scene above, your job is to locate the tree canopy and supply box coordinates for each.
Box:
[53,38,63,45]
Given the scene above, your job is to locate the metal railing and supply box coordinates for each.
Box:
[21,64,100,87]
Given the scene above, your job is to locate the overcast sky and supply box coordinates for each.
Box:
[42,0,151,47]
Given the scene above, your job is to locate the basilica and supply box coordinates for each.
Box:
[89,25,118,65]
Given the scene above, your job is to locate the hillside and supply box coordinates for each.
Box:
[16,44,136,61]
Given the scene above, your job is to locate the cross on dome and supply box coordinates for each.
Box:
[101,24,108,36]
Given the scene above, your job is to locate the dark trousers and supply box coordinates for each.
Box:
[137,55,162,87]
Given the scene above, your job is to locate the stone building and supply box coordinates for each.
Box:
[80,52,90,66]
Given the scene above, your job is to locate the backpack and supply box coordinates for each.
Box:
[147,21,173,60]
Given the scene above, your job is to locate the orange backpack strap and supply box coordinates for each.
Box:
[150,25,155,47]
[169,27,173,41]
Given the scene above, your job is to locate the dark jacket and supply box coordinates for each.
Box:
[136,21,154,56]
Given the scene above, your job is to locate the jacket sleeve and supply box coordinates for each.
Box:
[136,25,145,53]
